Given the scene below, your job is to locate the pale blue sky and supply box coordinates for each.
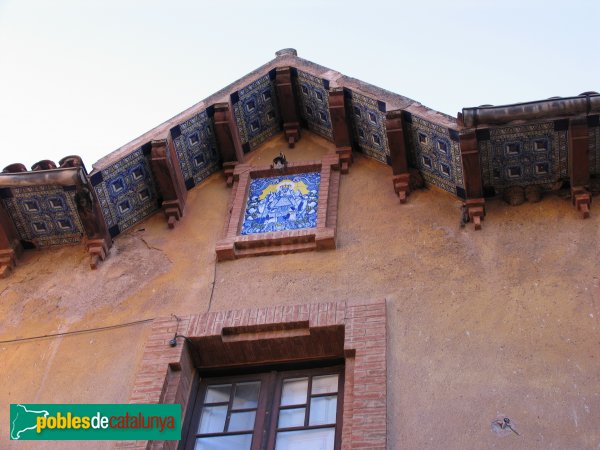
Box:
[1,0,599,170]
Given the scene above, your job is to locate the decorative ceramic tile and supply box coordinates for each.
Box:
[404,113,465,197]
[345,89,390,164]
[91,146,159,237]
[0,185,84,247]
[171,108,221,189]
[478,121,568,190]
[294,69,333,140]
[241,172,320,235]
[231,71,281,153]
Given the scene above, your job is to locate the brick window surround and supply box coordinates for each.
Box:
[115,299,387,450]
[216,154,341,261]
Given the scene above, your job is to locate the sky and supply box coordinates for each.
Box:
[0,0,599,171]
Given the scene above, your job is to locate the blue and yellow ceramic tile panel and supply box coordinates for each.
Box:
[345,89,390,165]
[404,112,465,197]
[91,145,159,238]
[231,71,281,153]
[171,108,221,190]
[588,115,600,176]
[478,121,568,190]
[294,69,333,140]
[241,172,320,235]
[0,184,84,247]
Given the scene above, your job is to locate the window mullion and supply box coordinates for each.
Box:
[260,371,278,450]
[223,382,236,433]
[305,376,313,427]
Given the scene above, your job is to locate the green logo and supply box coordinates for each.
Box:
[10,404,180,440]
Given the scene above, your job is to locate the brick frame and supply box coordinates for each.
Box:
[216,154,341,260]
[115,299,387,450]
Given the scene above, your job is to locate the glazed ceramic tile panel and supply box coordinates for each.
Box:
[589,116,600,176]
[0,185,84,247]
[345,89,390,165]
[231,71,281,153]
[294,69,333,140]
[241,172,320,235]
[171,108,221,190]
[91,146,159,237]
[478,121,568,190]
[404,113,465,197]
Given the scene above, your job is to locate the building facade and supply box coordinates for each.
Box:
[1,49,599,449]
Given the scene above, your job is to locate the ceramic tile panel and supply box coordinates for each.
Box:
[404,113,465,197]
[91,146,159,237]
[345,89,390,165]
[171,108,221,190]
[478,121,568,190]
[294,69,333,140]
[241,172,320,235]
[0,184,84,247]
[231,71,281,153]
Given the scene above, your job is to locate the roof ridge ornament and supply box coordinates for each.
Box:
[275,48,297,57]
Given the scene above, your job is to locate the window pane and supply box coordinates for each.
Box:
[278,407,305,428]
[275,427,335,450]
[281,378,308,406]
[311,375,338,395]
[205,384,232,404]
[198,405,227,434]
[195,434,253,450]
[233,381,260,409]
[228,411,256,432]
[309,396,337,426]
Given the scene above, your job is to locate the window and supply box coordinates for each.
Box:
[183,366,343,450]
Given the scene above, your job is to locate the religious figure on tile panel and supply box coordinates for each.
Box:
[241,173,320,235]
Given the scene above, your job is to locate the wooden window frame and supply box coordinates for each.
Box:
[181,365,344,450]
